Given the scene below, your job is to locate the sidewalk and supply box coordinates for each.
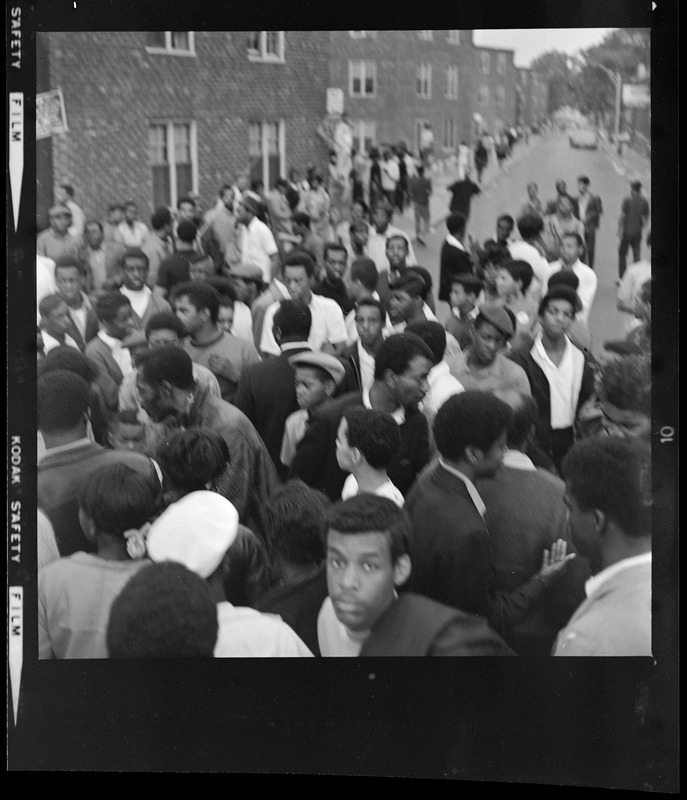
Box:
[393,137,539,238]
[598,139,651,195]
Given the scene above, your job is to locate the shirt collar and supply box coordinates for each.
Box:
[438,459,486,517]
[585,552,652,598]
[120,285,151,301]
[44,436,92,456]
[98,330,123,349]
[363,385,405,425]
[502,449,537,471]
[445,233,466,250]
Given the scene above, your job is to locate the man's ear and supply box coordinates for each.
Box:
[324,378,336,397]
[594,509,607,534]
[159,380,173,398]
[393,554,412,587]
[383,368,397,389]
[464,444,481,467]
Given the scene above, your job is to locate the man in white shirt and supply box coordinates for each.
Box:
[380,150,400,207]
[366,198,417,274]
[543,232,597,324]
[509,213,551,301]
[236,194,280,285]
[85,292,137,389]
[38,294,81,355]
[119,248,172,331]
[55,183,86,240]
[553,437,651,656]
[260,252,348,357]
[114,201,149,248]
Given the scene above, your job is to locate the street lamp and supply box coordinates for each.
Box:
[589,62,623,153]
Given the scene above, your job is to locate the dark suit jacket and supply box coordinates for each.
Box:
[341,342,362,392]
[289,390,430,502]
[360,594,514,656]
[234,345,310,480]
[85,335,125,390]
[438,241,474,302]
[37,443,159,557]
[579,193,603,229]
[64,301,100,351]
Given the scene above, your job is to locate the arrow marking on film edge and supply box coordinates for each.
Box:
[9,587,23,725]
[9,93,24,231]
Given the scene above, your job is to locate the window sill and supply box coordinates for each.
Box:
[247,53,285,64]
[145,47,196,57]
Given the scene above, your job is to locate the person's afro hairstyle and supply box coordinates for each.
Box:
[106,561,219,658]
[39,346,99,384]
[343,407,401,469]
[155,427,230,492]
[263,479,330,565]
[373,332,433,382]
[599,354,651,416]
[405,320,447,365]
[137,344,195,391]
[38,369,91,433]
[433,390,512,460]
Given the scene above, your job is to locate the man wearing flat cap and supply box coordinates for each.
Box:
[37,205,82,263]
[445,303,531,397]
[235,194,280,286]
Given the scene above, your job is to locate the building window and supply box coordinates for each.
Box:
[480,51,491,74]
[496,85,506,105]
[497,53,507,75]
[447,30,461,44]
[149,121,197,209]
[247,31,285,62]
[418,30,433,40]
[351,120,377,153]
[146,31,195,55]
[248,120,285,188]
[349,60,377,97]
[443,119,457,150]
[446,66,459,99]
[417,63,432,98]
[479,84,490,105]
[349,31,377,39]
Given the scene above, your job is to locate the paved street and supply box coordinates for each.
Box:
[391,130,651,360]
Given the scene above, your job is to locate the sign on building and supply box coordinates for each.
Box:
[36,89,68,139]
[622,84,650,108]
[326,88,345,115]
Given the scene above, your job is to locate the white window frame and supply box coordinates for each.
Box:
[149,120,198,207]
[479,84,490,105]
[349,31,377,39]
[418,30,433,41]
[349,60,377,98]
[480,51,491,75]
[447,30,461,44]
[417,63,432,99]
[497,53,507,75]
[446,66,459,99]
[443,119,457,150]
[247,31,285,63]
[146,31,196,56]
[496,85,506,105]
[351,119,377,153]
[248,120,286,188]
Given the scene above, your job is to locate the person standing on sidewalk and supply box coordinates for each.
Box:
[380,150,401,210]
[576,176,603,270]
[408,165,432,246]
[617,181,650,279]
[447,170,481,227]
[474,138,489,183]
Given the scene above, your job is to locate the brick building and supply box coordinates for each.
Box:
[36,31,331,229]
[328,30,519,158]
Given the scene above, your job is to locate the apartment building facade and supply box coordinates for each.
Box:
[36,31,331,227]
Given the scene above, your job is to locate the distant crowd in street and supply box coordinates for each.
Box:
[34,117,653,660]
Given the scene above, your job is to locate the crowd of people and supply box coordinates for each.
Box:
[34,148,652,659]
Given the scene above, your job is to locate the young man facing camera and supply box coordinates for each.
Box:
[317,494,513,656]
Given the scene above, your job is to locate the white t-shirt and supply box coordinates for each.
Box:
[317,597,369,657]
[240,217,278,285]
[214,602,313,657]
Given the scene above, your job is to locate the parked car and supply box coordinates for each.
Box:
[570,127,598,149]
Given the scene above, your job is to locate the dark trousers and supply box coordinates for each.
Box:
[551,427,575,477]
[618,233,642,278]
[584,226,597,269]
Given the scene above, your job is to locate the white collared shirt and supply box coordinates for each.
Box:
[260,292,348,356]
[585,552,652,599]
[43,436,92,456]
[421,361,464,423]
[41,330,80,355]
[362,385,405,425]
[530,332,581,429]
[120,285,152,320]
[356,341,376,394]
[501,449,537,471]
[97,330,133,377]
[239,216,278,284]
[445,233,466,251]
[437,459,486,518]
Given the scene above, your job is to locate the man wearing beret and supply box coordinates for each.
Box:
[236,195,280,286]
[445,303,531,397]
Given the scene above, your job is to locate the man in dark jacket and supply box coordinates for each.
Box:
[289,333,433,502]
[576,175,603,269]
[136,344,280,539]
[438,212,474,304]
